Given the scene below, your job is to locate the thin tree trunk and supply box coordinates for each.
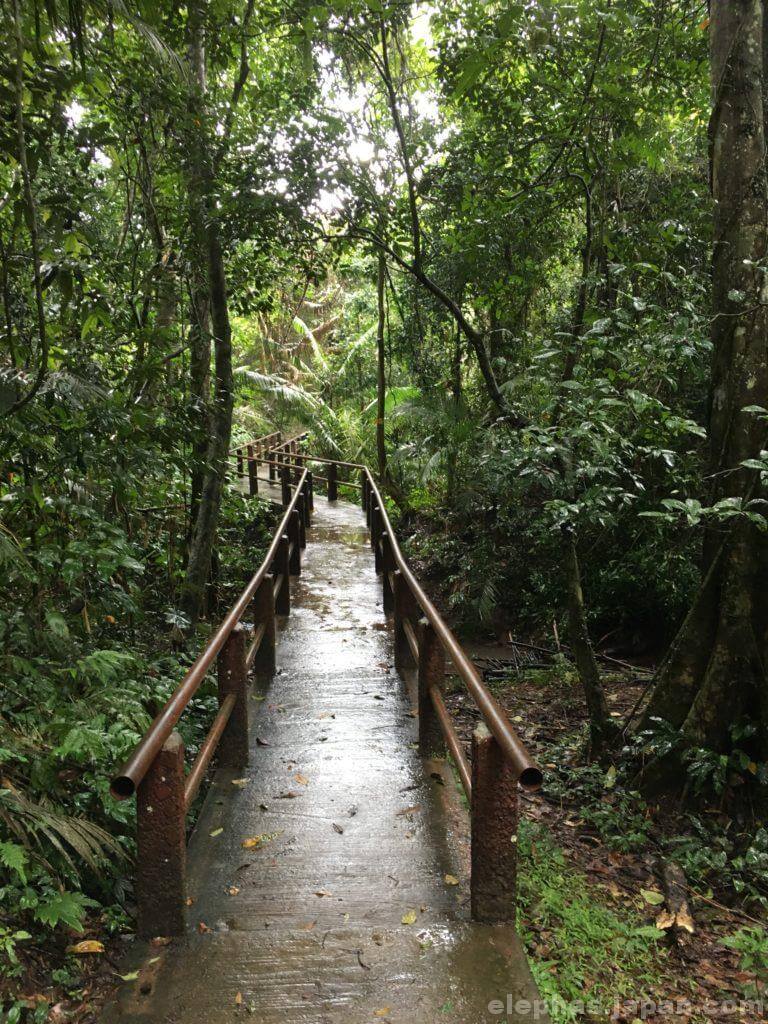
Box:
[5,0,47,417]
[446,322,462,506]
[180,0,235,627]
[376,249,387,480]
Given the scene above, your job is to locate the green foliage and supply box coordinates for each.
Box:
[517,821,662,1022]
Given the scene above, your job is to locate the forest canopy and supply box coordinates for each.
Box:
[2,0,768,1020]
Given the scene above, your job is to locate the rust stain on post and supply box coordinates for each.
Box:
[216,623,249,769]
[471,721,518,923]
[136,731,186,939]
[418,618,446,758]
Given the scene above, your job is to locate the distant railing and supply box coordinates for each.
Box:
[111,436,312,938]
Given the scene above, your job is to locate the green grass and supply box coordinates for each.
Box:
[516,821,664,1023]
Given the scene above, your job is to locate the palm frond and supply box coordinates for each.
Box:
[0,787,124,876]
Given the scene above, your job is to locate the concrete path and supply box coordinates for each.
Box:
[105,486,542,1024]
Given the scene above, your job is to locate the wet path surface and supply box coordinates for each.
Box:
[106,485,542,1024]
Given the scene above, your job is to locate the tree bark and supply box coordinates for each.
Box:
[640,0,768,761]
[180,0,235,627]
[376,248,387,480]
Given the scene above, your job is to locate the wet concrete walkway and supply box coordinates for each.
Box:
[106,486,542,1024]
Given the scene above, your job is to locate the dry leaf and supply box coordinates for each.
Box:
[197,921,211,934]
[301,920,316,931]
[295,773,309,786]
[235,992,243,1006]
[374,1010,391,1018]
[119,971,139,982]
[332,823,344,834]
[401,909,417,925]
[396,804,421,817]
[209,827,223,838]
[444,874,459,886]
[655,910,676,930]
[150,936,172,947]
[314,889,332,898]
[231,778,248,787]
[242,830,282,850]
[67,940,104,955]
[227,886,240,896]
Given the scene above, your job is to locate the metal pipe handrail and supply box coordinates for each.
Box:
[430,685,472,797]
[229,430,281,455]
[184,693,237,809]
[111,468,309,800]
[364,468,542,791]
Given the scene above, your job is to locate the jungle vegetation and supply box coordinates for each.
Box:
[1,0,767,1017]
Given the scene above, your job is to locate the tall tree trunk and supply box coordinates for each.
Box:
[376,249,387,481]
[640,0,768,763]
[446,322,462,506]
[180,0,234,627]
[556,179,614,755]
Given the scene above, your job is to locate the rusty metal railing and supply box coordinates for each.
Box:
[360,469,542,922]
[241,436,543,921]
[112,430,541,937]
[111,459,312,938]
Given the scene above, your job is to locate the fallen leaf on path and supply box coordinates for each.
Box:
[374,1010,391,1018]
[242,830,282,850]
[235,992,243,1006]
[150,936,171,947]
[357,949,370,970]
[301,920,316,931]
[444,874,459,886]
[333,822,344,834]
[314,889,333,898]
[209,827,223,838]
[401,909,417,925]
[227,886,240,896]
[232,778,248,787]
[397,804,421,817]
[197,921,211,934]
[119,971,139,982]
[256,737,270,747]
[295,773,309,786]
[67,940,104,955]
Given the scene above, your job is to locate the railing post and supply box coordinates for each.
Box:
[417,619,446,757]
[381,532,395,614]
[371,503,382,565]
[252,575,276,682]
[288,509,301,575]
[307,471,315,512]
[274,535,291,615]
[393,570,417,676]
[328,461,338,502]
[216,623,249,769]
[281,466,291,507]
[247,444,258,496]
[471,722,518,923]
[236,448,244,479]
[269,449,276,481]
[301,480,311,525]
[361,470,368,510]
[296,494,307,549]
[136,731,186,939]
